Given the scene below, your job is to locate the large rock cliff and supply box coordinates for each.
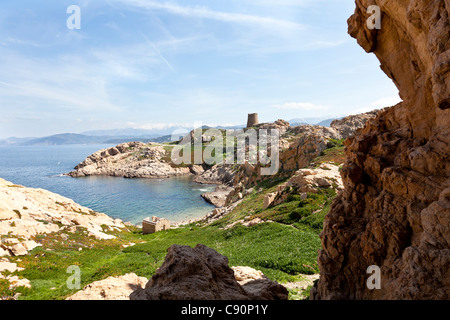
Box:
[312,0,449,299]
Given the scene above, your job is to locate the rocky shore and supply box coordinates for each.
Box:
[0,178,125,258]
[66,142,193,179]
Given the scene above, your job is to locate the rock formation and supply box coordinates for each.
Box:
[255,119,290,135]
[67,142,191,178]
[0,178,125,257]
[311,0,449,299]
[65,265,287,300]
[268,163,344,208]
[330,110,380,139]
[130,244,288,300]
[66,273,148,300]
[192,111,377,208]
[201,185,235,208]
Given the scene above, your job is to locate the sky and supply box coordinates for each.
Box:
[0,0,401,139]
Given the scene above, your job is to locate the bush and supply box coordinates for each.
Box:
[288,207,311,222]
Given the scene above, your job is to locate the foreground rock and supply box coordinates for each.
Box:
[67,273,148,300]
[311,0,450,300]
[67,142,191,178]
[130,244,288,300]
[0,178,124,256]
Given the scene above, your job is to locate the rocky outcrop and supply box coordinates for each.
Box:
[67,142,191,178]
[130,244,288,300]
[194,164,236,185]
[193,112,376,208]
[66,273,148,300]
[312,0,450,300]
[201,185,235,208]
[0,178,124,256]
[255,119,291,135]
[268,163,343,208]
[281,163,343,193]
[330,110,380,139]
[0,258,31,292]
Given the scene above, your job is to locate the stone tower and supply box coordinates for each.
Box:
[246,113,259,128]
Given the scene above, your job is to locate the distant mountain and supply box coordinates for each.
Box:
[82,127,191,137]
[287,116,344,127]
[288,121,308,126]
[316,118,340,127]
[5,125,242,146]
[18,134,112,146]
[0,137,35,146]
[15,133,173,146]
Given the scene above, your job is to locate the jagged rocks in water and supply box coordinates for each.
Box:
[130,244,288,300]
[311,0,450,300]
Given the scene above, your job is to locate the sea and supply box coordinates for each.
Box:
[0,144,215,224]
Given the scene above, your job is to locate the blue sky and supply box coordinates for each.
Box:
[0,0,401,138]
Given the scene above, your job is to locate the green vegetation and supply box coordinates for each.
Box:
[4,221,321,300]
[311,138,346,167]
[1,137,346,300]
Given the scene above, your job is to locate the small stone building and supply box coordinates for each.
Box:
[142,216,170,235]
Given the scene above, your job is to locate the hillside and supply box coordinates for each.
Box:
[0,128,351,300]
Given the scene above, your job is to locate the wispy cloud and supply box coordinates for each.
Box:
[273,102,329,111]
[111,0,306,31]
[140,32,176,73]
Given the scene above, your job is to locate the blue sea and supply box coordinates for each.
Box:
[0,145,215,224]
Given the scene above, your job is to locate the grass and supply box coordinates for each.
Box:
[3,221,321,300]
[210,176,336,233]
[310,139,346,167]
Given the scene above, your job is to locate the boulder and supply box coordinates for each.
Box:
[201,185,235,208]
[66,273,148,300]
[263,193,277,209]
[130,244,288,300]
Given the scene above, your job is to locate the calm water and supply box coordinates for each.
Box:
[0,145,215,224]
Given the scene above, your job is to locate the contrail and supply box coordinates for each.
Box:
[140,32,176,74]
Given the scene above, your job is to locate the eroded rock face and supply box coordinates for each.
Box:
[201,185,235,208]
[67,142,191,178]
[330,110,380,139]
[312,0,450,300]
[130,244,288,300]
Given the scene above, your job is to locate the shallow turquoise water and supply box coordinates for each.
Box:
[0,145,215,224]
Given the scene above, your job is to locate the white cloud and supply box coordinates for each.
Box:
[353,96,403,113]
[136,122,193,130]
[273,102,329,111]
[111,0,306,31]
